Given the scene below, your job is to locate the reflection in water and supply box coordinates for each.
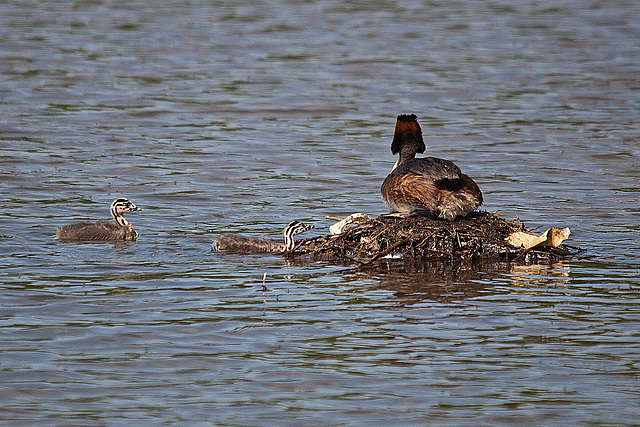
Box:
[371,259,505,303]
[508,262,571,288]
[369,260,571,303]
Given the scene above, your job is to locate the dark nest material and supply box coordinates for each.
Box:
[289,212,581,269]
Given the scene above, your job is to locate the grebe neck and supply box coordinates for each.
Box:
[390,114,425,169]
[111,204,130,227]
[282,220,315,252]
[394,146,418,169]
[108,198,141,227]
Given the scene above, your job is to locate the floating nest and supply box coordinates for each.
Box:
[289,212,581,269]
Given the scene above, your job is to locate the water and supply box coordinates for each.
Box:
[1,0,640,424]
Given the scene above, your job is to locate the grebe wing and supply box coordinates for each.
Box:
[396,157,462,181]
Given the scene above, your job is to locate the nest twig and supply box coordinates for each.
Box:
[289,211,581,268]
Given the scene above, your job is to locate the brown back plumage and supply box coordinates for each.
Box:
[211,234,284,254]
[56,220,138,241]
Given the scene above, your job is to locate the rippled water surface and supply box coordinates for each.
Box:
[2,0,640,424]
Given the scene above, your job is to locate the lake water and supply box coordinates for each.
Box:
[1,0,640,424]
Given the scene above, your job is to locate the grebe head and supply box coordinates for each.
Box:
[390,114,425,162]
[110,198,142,227]
[283,220,315,252]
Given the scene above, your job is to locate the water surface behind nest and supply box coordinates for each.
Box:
[1,0,640,424]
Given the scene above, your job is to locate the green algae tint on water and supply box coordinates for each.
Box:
[1,0,640,424]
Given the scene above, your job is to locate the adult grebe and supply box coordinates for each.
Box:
[381,114,483,220]
[56,198,142,241]
[212,220,315,254]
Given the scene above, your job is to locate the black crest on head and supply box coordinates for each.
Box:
[397,113,417,121]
